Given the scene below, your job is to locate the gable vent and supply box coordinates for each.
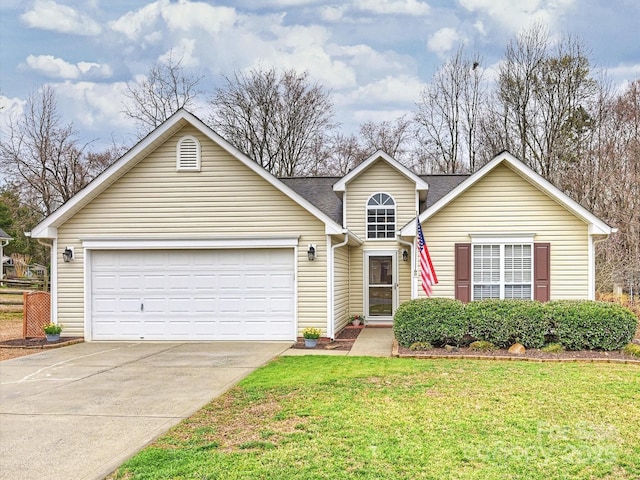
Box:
[177,136,201,171]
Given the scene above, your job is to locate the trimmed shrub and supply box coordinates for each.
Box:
[541,343,565,353]
[546,300,637,351]
[393,298,467,348]
[466,300,548,348]
[622,343,640,358]
[469,340,497,352]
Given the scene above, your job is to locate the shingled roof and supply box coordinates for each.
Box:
[279,174,470,226]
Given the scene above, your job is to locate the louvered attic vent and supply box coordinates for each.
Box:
[176,136,201,171]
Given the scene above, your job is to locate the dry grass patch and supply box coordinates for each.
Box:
[112,357,640,480]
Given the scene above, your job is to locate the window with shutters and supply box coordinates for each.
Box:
[472,243,532,300]
[176,135,201,171]
[366,193,396,239]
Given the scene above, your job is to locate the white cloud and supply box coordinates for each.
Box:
[320,5,346,22]
[345,75,424,107]
[110,0,236,42]
[110,1,164,41]
[354,0,431,15]
[162,1,236,33]
[20,0,101,36]
[607,63,640,79]
[158,39,199,68]
[458,0,575,33]
[25,55,112,80]
[427,27,462,55]
[0,96,26,135]
[53,81,135,134]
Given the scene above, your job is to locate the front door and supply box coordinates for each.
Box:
[365,252,396,323]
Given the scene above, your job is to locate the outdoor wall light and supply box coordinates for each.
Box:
[402,249,408,262]
[62,247,74,263]
[307,244,316,261]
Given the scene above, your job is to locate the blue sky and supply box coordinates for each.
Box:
[1,0,639,151]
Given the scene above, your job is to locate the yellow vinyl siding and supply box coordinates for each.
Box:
[423,163,589,300]
[333,240,350,333]
[56,126,328,337]
[345,160,417,317]
[345,159,416,239]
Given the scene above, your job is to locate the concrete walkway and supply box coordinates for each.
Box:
[348,326,395,356]
[281,326,395,357]
[0,341,290,480]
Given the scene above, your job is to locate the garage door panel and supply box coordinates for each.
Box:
[219,274,241,289]
[270,273,294,289]
[91,249,295,341]
[271,297,294,313]
[193,298,217,312]
[119,274,144,291]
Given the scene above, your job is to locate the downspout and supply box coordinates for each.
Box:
[329,232,351,340]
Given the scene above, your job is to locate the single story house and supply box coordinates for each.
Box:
[30,110,615,341]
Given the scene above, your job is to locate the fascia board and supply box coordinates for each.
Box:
[400,152,613,237]
[333,150,429,192]
[500,153,613,235]
[31,112,190,238]
[32,109,343,238]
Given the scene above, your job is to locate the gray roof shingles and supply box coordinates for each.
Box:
[279,174,470,226]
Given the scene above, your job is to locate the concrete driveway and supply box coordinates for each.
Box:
[0,341,290,480]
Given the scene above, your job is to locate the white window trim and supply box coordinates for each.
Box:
[176,135,201,171]
[366,193,396,240]
[471,239,534,300]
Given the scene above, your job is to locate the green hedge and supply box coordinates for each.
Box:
[393,298,638,351]
[393,298,467,348]
[466,300,547,348]
[546,300,638,351]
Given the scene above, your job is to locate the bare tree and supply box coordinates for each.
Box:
[0,86,120,216]
[122,50,203,136]
[415,46,486,173]
[359,115,413,162]
[590,80,640,296]
[208,67,335,177]
[490,24,598,181]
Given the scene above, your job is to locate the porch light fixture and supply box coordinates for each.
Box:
[62,247,73,263]
[402,249,408,262]
[307,244,316,261]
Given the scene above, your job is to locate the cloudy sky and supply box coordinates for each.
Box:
[1,0,639,150]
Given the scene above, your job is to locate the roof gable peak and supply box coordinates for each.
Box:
[333,150,429,192]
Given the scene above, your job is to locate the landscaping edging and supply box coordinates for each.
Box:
[0,338,84,350]
[392,340,640,364]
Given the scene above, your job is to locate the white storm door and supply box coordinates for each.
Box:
[365,251,397,322]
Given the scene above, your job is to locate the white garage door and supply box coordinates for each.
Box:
[90,249,295,341]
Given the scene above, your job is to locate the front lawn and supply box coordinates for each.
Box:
[112,357,640,479]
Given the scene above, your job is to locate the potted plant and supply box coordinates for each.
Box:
[302,327,321,348]
[43,322,62,342]
[349,314,363,326]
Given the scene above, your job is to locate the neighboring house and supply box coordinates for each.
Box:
[0,227,12,279]
[30,110,615,341]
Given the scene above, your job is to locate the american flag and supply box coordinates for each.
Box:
[417,219,438,296]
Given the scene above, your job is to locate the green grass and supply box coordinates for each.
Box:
[112,357,640,480]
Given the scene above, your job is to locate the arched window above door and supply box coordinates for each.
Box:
[367,193,396,239]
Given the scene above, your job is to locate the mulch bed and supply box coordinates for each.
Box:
[291,325,364,350]
[0,337,84,349]
[396,344,640,363]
